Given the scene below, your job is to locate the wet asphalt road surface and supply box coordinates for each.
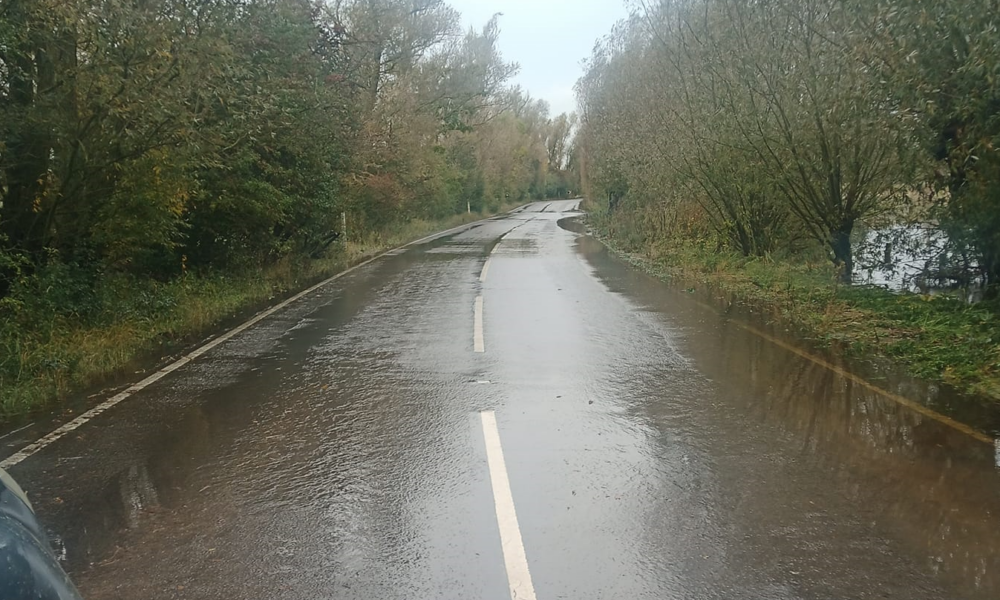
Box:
[4,200,1000,599]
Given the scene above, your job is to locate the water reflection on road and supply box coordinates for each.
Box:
[13,205,1000,599]
[577,233,1000,597]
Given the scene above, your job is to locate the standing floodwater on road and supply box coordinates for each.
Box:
[2,201,999,599]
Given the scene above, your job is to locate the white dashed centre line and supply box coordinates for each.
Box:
[480,257,492,282]
[474,295,485,353]
[480,410,537,600]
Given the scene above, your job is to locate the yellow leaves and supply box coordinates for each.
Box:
[167,189,189,217]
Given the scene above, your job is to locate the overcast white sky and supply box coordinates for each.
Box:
[450,0,631,117]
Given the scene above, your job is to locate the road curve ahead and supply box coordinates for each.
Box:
[4,200,1000,599]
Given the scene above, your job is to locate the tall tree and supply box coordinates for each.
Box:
[577,0,914,277]
[861,0,1000,294]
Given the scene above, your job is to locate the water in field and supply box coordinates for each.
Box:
[854,224,983,302]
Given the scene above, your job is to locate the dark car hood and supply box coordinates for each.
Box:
[0,473,83,600]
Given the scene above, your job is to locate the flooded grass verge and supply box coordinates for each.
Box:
[587,221,1000,405]
[0,208,517,417]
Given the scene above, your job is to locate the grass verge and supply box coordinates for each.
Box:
[0,208,514,416]
[590,223,1000,402]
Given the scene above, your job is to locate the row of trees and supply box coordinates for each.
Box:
[0,0,577,287]
[575,0,999,291]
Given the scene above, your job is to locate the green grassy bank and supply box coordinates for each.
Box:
[0,209,512,416]
[589,220,1000,402]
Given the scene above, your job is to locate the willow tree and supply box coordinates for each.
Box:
[578,0,915,276]
[861,0,1000,295]
[696,0,911,278]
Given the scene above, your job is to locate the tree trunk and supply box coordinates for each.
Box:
[831,224,854,284]
[1,3,56,257]
[1,139,51,256]
[982,251,1000,300]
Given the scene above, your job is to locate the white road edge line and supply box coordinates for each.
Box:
[0,213,514,470]
[480,257,492,282]
[0,422,35,442]
[480,410,537,600]
[474,296,485,353]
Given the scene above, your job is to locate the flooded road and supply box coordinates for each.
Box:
[3,200,1000,599]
